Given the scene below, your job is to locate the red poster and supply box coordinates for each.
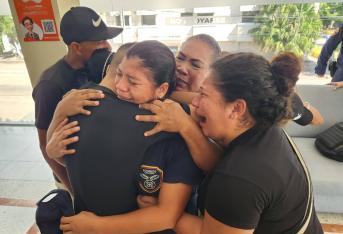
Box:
[14,0,59,42]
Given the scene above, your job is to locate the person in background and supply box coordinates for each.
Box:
[171,50,230,104]
[315,23,343,82]
[328,81,343,89]
[273,52,324,126]
[175,34,221,92]
[32,6,122,192]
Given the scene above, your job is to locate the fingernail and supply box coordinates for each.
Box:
[135,115,139,120]
[95,101,99,105]
[74,136,79,141]
[87,111,91,115]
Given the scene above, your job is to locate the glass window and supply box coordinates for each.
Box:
[124,15,130,26]
[141,15,156,25]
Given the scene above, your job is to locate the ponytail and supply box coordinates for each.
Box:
[270,52,302,97]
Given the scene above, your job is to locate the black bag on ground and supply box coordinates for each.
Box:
[315,122,343,162]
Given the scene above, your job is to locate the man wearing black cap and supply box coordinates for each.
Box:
[32,6,123,192]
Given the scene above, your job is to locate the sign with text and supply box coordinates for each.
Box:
[14,0,59,42]
[195,16,227,25]
[166,16,228,26]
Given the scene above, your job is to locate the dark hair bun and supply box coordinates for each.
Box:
[270,52,302,97]
[212,52,293,127]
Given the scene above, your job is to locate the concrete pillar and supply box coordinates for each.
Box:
[8,0,80,87]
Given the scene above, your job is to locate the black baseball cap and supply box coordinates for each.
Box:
[60,6,123,45]
[36,189,74,234]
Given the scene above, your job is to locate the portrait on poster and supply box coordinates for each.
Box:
[14,0,60,42]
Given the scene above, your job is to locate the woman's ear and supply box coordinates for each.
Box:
[225,99,247,119]
[155,82,169,99]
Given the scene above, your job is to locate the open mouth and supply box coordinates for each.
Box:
[198,115,207,126]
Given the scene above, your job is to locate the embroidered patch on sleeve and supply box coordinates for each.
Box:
[138,165,164,194]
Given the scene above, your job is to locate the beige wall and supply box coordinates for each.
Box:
[8,0,80,87]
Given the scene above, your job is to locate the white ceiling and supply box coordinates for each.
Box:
[0,0,339,16]
[80,0,339,12]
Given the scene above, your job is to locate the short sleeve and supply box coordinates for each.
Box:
[145,138,203,186]
[205,173,267,229]
[294,107,313,126]
[164,138,203,185]
[32,81,63,129]
[291,94,313,126]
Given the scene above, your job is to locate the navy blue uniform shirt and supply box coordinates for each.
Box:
[315,26,343,82]
[138,137,202,197]
[138,137,203,234]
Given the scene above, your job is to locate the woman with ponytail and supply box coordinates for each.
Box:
[271,52,324,126]
[170,53,323,234]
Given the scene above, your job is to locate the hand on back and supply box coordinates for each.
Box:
[57,89,105,117]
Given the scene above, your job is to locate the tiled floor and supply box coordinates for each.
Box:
[0,125,342,234]
[0,126,55,233]
[0,206,36,233]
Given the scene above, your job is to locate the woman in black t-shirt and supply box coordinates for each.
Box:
[172,53,323,234]
[270,52,324,126]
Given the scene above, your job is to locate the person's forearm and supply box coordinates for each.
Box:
[96,205,180,234]
[47,105,67,142]
[308,105,324,125]
[46,111,69,167]
[39,145,72,192]
[54,157,66,166]
[180,117,222,171]
[334,81,343,88]
[171,91,198,104]
[174,213,202,234]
